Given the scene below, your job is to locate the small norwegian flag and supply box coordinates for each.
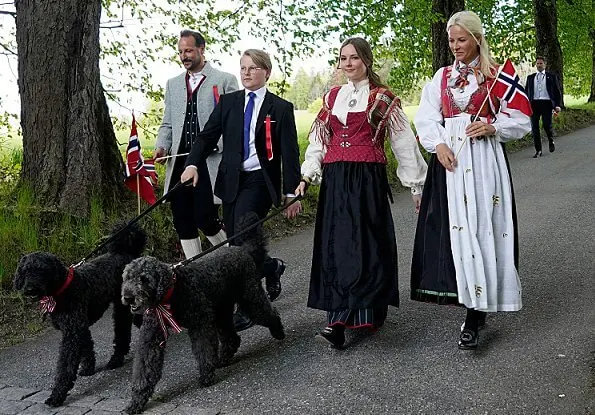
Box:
[124,115,157,205]
[492,58,533,117]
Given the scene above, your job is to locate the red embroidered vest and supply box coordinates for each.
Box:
[440,66,500,122]
[322,88,388,164]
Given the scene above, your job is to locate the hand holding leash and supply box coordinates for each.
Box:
[180,166,199,186]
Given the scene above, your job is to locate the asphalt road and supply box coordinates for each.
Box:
[1,127,593,415]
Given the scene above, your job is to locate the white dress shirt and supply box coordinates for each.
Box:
[533,71,550,101]
[242,86,267,172]
[188,71,205,93]
[301,79,427,195]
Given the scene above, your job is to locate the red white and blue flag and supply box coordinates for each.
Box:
[492,58,532,117]
[124,115,157,205]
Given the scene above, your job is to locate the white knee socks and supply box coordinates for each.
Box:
[206,229,228,247]
[180,238,202,259]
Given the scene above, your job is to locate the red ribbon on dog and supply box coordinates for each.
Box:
[265,115,273,161]
[40,266,75,315]
[154,304,182,347]
[147,273,182,347]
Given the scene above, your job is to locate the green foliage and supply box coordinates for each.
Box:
[5,0,593,134]
[0,184,39,289]
[470,0,535,62]
[308,98,323,113]
[284,68,332,110]
[97,0,329,104]
[557,0,594,96]
[0,111,21,150]
[0,148,21,189]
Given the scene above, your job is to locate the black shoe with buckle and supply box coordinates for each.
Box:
[458,328,479,350]
[315,326,345,349]
[266,259,285,302]
[549,140,555,153]
[233,310,254,332]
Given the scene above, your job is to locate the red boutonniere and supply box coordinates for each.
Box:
[265,115,273,161]
[213,85,220,106]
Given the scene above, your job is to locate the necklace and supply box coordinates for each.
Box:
[348,88,359,108]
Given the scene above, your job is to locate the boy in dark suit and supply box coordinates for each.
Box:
[525,56,562,158]
[181,49,302,330]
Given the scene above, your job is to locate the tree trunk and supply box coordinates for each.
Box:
[15,0,124,217]
[431,0,465,72]
[589,28,595,102]
[533,0,565,106]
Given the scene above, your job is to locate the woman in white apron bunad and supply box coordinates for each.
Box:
[411,11,531,350]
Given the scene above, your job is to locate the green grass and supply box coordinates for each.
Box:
[563,96,590,107]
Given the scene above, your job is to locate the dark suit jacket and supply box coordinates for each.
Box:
[526,71,561,108]
[185,89,301,207]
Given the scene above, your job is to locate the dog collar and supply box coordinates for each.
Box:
[40,266,75,314]
[161,273,176,305]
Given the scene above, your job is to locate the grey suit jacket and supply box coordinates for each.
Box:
[156,62,239,195]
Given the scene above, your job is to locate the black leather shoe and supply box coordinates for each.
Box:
[533,151,542,158]
[458,328,479,350]
[315,326,345,349]
[233,310,254,332]
[549,140,555,152]
[266,259,285,302]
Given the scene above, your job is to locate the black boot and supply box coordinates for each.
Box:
[316,325,345,349]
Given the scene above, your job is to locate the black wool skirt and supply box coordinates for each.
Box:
[307,162,399,312]
[410,148,519,305]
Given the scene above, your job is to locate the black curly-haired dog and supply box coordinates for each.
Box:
[13,223,146,407]
[121,213,285,414]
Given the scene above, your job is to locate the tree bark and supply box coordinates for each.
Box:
[431,0,465,72]
[15,0,124,217]
[533,0,565,106]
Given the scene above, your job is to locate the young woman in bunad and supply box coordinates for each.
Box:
[411,11,531,350]
[294,37,428,349]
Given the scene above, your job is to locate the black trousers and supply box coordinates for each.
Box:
[169,157,221,239]
[530,99,554,152]
[223,170,278,278]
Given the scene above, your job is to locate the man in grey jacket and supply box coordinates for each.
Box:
[155,30,238,258]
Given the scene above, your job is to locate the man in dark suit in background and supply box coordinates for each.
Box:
[181,49,302,330]
[525,56,562,158]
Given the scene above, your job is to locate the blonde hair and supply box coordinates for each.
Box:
[242,49,272,79]
[447,11,498,79]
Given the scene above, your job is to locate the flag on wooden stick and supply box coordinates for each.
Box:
[124,115,157,205]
